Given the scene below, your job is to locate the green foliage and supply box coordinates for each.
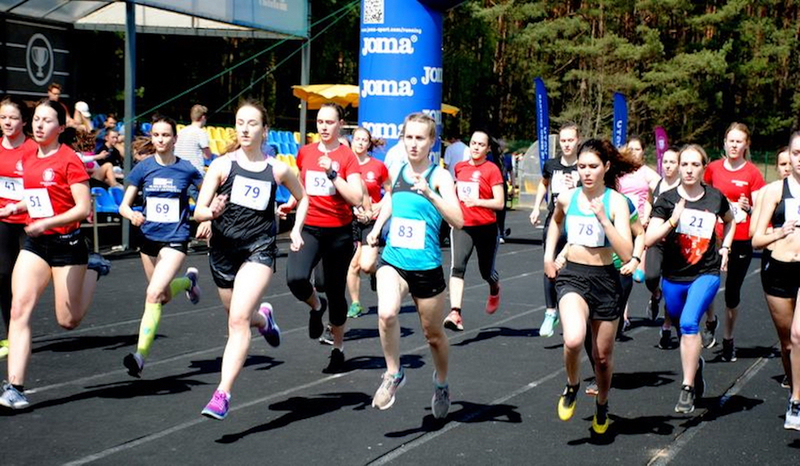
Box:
[444,0,800,151]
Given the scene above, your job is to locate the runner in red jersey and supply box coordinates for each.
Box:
[701,122,766,362]
[346,126,390,319]
[0,100,110,410]
[443,130,505,332]
[0,96,36,358]
[282,103,362,373]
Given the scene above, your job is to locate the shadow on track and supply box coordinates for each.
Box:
[384,400,522,439]
[215,392,372,444]
[452,327,539,347]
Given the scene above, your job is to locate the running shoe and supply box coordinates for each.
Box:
[721,338,737,362]
[308,298,327,339]
[622,319,632,333]
[646,295,661,321]
[674,385,695,413]
[184,267,201,305]
[431,372,450,419]
[347,301,365,319]
[781,375,791,389]
[322,348,345,374]
[485,285,501,314]
[498,237,505,244]
[443,310,464,332]
[87,252,111,279]
[658,328,672,349]
[702,318,718,348]
[0,339,8,359]
[694,357,706,400]
[558,384,579,421]
[372,370,406,410]
[785,400,800,431]
[123,352,144,378]
[585,382,598,396]
[539,310,559,338]
[592,401,610,434]
[318,324,334,345]
[0,383,29,410]
[257,302,281,347]
[201,389,230,420]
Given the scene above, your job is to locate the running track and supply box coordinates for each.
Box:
[1,210,798,465]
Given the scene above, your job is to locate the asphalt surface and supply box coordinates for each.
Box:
[1,209,798,465]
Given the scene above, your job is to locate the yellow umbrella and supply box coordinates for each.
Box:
[293,84,461,116]
[292,84,360,109]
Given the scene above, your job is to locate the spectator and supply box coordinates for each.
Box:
[383,138,408,173]
[73,101,93,133]
[444,135,469,177]
[174,104,212,174]
[47,82,75,128]
[94,115,117,153]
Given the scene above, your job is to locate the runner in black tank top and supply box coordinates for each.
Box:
[194,100,309,421]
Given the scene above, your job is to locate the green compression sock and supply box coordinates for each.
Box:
[170,277,191,298]
[136,302,162,359]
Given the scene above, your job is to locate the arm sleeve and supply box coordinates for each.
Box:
[488,164,504,186]
[703,162,713,184]
[126,162,144,188]
[651,195,672,220]
[198,130,210,149]
[750,164,766,191]
[65,153,91,185]
[541,159,553,180]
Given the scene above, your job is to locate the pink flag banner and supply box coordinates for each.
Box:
[654,126,669,176]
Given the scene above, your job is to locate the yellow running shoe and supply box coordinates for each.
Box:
[557,384,579,421]
[592,401,610,434]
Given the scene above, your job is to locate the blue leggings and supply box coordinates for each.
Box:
[661,275,720,335]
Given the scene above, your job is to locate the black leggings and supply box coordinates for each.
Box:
[542,220,567,309]
[450,223,499,284]
[287,225,354,327]
[725,239,753,309]
[644,242,664,295]
[0,222,25,332]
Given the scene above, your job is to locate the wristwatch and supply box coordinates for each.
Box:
[326,170,338,180]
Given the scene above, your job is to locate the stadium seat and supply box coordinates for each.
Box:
[108,186,124,206]
[293,132,302,144]
[91,187,119,213]
[140,122,152,135]
[276,185,291,205]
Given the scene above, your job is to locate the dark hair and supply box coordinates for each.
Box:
[471,129,504,174]
[36,98,67,126]
[151,113,177,135]
[48,82,62,92]
[319,102,345,121]
[666,144,681,153]
[0,95,31,131]
[577,138,640,187]
[237,98,271,127]
[352,126,385,153]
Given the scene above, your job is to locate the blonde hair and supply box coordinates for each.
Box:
[679,144,709,166]
[402,112,436,140]
[724,122,751,158]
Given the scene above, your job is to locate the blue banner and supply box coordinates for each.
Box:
[358,0,443,162]
[534,77,550,173]
[613,92,628,148]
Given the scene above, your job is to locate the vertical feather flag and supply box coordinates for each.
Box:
[613,92,628,149]
[654,126,669,176]
[534,78,550,173]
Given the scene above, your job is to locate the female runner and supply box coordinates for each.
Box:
[544,139,636,434]
[646,144,734,413]
[194,100,307,420]
[118,115,204,377]
[443,130,504,332]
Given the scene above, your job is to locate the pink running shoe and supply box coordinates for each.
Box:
[486,285,501,314]
[201,389,230,420]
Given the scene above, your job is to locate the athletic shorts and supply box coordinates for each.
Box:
[555,261,622,321]
[23,230,88,267]
[761,254,800,299]
[353,220,376,244]
[138,237,188,257]
[378,258,446,299]
[209,236,276,289]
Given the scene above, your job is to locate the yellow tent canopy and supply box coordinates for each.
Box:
[293,84,460,115]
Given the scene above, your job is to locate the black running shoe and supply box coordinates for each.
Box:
[658,328,672,349]
[675,385,695,413]
[322,348,345,374]
[721,338,737,362]
[702,318,718,348]
[647,295,661,321]
[309,298,327,339]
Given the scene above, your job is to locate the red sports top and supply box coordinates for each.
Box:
[0,138,37,224]
[297,143,359,228]
[703,159,765,241]
[23,144,90,235]
[358,157,389,205]
[454,159,504,226]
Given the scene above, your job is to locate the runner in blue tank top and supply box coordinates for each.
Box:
[193,100,308,421]
[367,113,463,419]
[544,138,637,435]
[118,115,204,378]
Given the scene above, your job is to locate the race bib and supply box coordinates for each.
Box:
[457,181,479,201]
[0,176,23,201]
[566,216,605,247]
[389,218,426,250]
[784,198,800,223]
[729,201,747,224]
[676,208,716,239]
[146,197,180,223]
[25,188,54,219]
[230,176,271,211]
[305,171,335,196]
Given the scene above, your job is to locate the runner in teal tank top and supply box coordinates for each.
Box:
[366,113,463,419]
